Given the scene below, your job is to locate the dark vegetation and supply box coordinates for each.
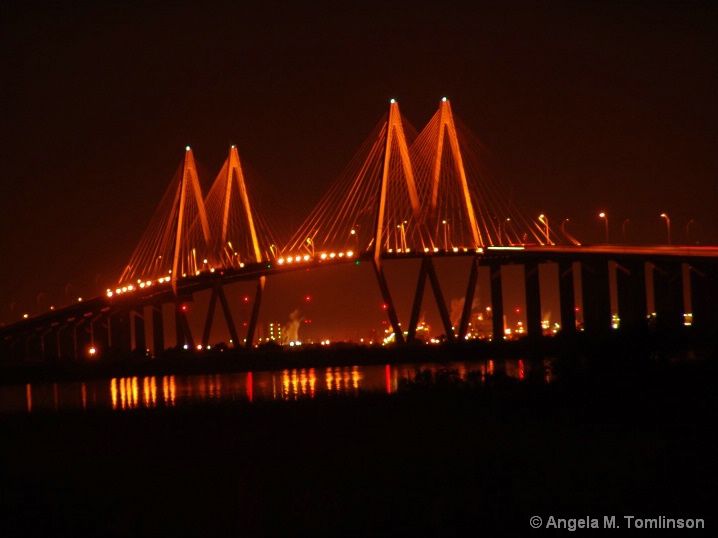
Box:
[1,332,716,537]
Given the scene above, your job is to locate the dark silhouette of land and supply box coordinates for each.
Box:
[1,331,715,537]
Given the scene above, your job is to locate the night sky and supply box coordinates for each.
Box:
[1,1,716,340]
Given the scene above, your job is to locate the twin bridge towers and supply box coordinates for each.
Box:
[3,99,717,361]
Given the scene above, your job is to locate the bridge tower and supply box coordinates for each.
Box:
[407,98,485,341]
[117,146,213,353]
[170,147,212,349]
[370,99,425,344]
[202,145,266,349]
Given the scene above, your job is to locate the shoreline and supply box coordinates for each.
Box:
[1,327,714,387]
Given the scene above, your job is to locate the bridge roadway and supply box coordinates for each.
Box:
[1,245,716,361]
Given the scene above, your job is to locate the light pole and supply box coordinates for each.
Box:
[599,212,608,243]
[660,213,671,244]
[538,214,550,245]
[442,220,450,250]
[561,218,569,240]
[622,219,630,241]
[397,221,407,251]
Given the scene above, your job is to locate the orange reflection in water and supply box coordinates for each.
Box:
[325,366,362,394]
[142,377,157,408]
[281,368,317,400]
[111,378,117,409]
[5,359,554,415]
[162,376,176,406]
[110,377,140,410]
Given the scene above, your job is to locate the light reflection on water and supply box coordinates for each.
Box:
[0,359,547,415]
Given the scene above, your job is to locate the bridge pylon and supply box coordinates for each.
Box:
[200,146,268,348]
[372,100,427,344]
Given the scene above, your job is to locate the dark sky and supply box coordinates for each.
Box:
[1,0,716,339]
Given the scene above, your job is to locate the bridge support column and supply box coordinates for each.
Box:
[203,283,240,349]
[524,261,542,338]
[56,322,76,360]
[488,263,504,341]
[558,260,576,334]
[25,328,43,360]
[407,259,429,341]
[407,258,455,342]
[150,304,164,356]
[109,307,132,356]
[40,326,56,361]
[581,259,612,335]
[131,309,146,353]
[175,303,195,350]
[615,260,647,330]
[426,258,455,342]
[91,312,110,356]
[459,256,480,339]
[689,261,717,332]
[245,277,265,349]
[373,260,405,344]
[652,261,684,331]
[70,318,90,360]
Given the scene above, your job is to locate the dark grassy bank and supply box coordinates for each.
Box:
[1,350,715,537]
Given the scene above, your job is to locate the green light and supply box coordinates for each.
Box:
[355,261,360,265]
[267,264,271,268]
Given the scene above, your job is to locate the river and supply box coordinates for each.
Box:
[0,358,549,414]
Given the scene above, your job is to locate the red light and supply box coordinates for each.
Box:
[305,296,311,302]
[181,305,187,311]
[382,303,388,310]
[243,296,249,302]
[515,308,520,313]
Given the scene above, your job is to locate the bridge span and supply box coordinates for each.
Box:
[2,245,715,362]
[2,98,716,361]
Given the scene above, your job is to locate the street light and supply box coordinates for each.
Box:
[560,218,570,242]
[538,214,550,245]
[503,218,511,245]
[660,213,671,244]
[598,212,608,243]
[442,220,450,250]
[397,221,407,251]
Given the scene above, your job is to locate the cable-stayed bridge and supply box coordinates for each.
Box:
[2,99,716,361]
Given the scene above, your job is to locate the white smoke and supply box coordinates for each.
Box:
[282,309,304,344]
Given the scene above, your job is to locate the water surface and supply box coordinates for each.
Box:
[0,358,542,415]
